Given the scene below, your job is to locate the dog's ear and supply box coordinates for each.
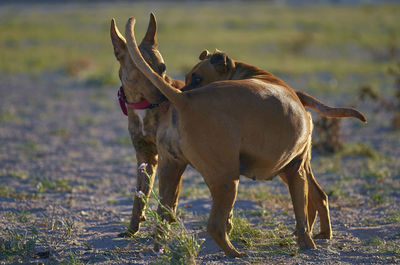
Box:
[141,13,158,46]
[199,50,211,60]
[110,18,127,60]
[210,51,234,73]
[226,55,235,71]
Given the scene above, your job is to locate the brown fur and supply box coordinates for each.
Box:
[110,14,184,237]
[186,49,366,122]
[185,52,334,240]
[123,17,363,257]
[181,50,367,241]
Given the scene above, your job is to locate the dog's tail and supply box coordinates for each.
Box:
[125,17,187,109]
[296,91,367,123]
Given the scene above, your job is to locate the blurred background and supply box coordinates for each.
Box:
[0,0,399,92]
[1,1,400,264]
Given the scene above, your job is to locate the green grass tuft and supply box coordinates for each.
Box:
[0,227,37,263]
[0,110,21,123]
[389,211,400,224]
[1,170,29,180]
[340,143,382,160]
[230,213,263,248]
[133,167,204,264]
[35,178,72,193]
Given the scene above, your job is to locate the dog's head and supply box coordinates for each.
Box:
[184,49,236,90]
[111,14,166,103]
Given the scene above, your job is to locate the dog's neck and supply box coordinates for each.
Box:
[165,75,185,91]
[126,74,183,139]
[139,75,184,106]
[150,75,184,105]
[139,74,184,135]
[230,62,291,89]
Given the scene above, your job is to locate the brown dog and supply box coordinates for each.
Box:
[110,14,184,237]
[183,49,367,239]
[124,17,367,257]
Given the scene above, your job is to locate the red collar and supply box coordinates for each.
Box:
[117,86,159,116]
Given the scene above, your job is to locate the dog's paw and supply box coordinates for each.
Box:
[298,233,317,250]
[313,232,332,240]
[236,251,248,258]
[225,249,246,258]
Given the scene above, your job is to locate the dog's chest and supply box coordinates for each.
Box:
[135,109,147,135]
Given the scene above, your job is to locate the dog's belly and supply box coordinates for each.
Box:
[238,121,305,180]
[239,153,282,180]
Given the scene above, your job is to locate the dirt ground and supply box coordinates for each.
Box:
[1,73,399,264]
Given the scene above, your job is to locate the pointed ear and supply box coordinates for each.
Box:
[110,18,127,60]
[141,13,157,46]
[210,51,235,73]
[199,49,211,60]
[210,52,227,73]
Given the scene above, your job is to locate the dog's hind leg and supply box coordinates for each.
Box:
[305,161,332,239]
[207,177,243,258]
[226,209,234,235]
[280,173,317,235]
[286,167,316,250]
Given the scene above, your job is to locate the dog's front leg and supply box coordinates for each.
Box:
[120,132,158,237]
[156,156,187,219]
[128,153,158,234]
[287,168,317,250]
[153,155,186,250]
[119,149,157,238]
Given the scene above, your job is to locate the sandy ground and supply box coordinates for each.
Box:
[0,73,399,264]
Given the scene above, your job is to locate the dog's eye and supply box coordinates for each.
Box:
[158,63,166,74]
[191,74,203,88]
